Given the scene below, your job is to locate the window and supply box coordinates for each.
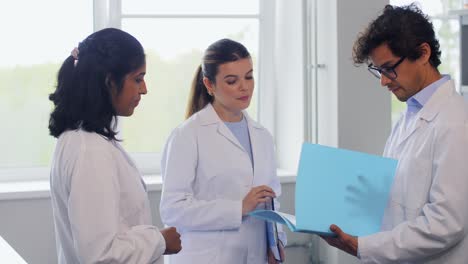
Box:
[0,1,93,180]
[0,0,267,180]
[118,0,260,173]
[389,0,461,124]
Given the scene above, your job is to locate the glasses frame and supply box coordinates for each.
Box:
[367,56,406,80]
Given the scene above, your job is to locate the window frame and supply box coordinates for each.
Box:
[114,0,272,175]
[0,1,95,182]
[0,0,275,182]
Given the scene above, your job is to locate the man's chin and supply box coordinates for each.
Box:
[391,89,408,102]
[395,95,409,102]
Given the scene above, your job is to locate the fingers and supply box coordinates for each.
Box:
[322,225,345,247]
[357,174,372,189]
[330,224,342,236]
[321,236,339,247]
[257,197,272,203]
[259,190,276,198]
[345,185,363,196]
[161,227,182,255]
[162,226,177,232]
[267,249,278,264]
[327,224,358,256]
[254,185,276,196]
[280,243,286,260]
[331,224,351,243]
[322,235,351,253]
[243,185,277,216]
[330,224,349,243]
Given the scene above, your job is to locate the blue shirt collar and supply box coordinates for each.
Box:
[406,74,450,113]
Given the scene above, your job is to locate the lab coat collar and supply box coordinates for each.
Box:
[197,103,264,153]
[417,79,455,122]
[198,103,221,126]
[243,110,263,129]
[198,104,245,152]
[394,79,455,149]
[198,103,263,129]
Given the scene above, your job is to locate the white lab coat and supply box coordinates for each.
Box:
[50,129,165,264]
[359,80,468,263]
[160,103,284,264]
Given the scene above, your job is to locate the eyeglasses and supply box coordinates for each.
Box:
[367,56,406,80]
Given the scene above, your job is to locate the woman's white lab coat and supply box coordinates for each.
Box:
[358,80,468,263]
[50,129,166,264]
[160,104,283,264]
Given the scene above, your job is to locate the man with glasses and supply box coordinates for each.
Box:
[323,4,468,264]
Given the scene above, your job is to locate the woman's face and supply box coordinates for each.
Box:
[204,58,254,116]
[111,64,147,116]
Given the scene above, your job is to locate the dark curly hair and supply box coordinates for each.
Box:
[48,28,145,140]
[353,4,441,68]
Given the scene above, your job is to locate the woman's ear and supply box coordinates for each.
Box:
[105,75,114,89]
[203,77,214,96]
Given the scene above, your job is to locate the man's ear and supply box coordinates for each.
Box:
[203,77,214,96]
[418,42,432,65]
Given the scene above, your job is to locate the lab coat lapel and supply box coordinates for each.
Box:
[112,140,139,170]
[217,123,246,152]
[244,111,263,178]
[394,116,422,150]
[110,140,147,191]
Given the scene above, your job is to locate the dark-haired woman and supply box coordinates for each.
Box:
[160,39,286,264]
[48,28,181,264]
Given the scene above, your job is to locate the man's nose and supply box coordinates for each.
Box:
[380,74,392,87]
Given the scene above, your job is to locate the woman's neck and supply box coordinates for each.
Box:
[212,102,243,122]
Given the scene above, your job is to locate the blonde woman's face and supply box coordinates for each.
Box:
[206,58,254,114]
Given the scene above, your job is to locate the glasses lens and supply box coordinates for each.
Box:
[368,68,381,79]
[381,69,397,80]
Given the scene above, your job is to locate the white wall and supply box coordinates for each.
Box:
[316,0,390,154]
[0,197,55,263]
[315,0,390,263]
[336,0,391,155]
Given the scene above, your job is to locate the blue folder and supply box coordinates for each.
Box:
[249,142,397,237]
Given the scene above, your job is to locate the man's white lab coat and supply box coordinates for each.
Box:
[359,80,468,263]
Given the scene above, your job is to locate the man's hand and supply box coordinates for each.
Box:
[321,224,358,257]
[160,227,182,255]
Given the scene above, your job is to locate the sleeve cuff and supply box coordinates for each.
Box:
[357,239,361,258]
[223,199,243,229]
[357,235,375,263]
[152,228,166,261]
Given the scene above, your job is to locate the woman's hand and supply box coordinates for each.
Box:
[242,185,276,216]
[160,227,182,255]
[267,241,285,264]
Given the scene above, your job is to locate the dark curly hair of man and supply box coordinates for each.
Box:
[352,4,441,68]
